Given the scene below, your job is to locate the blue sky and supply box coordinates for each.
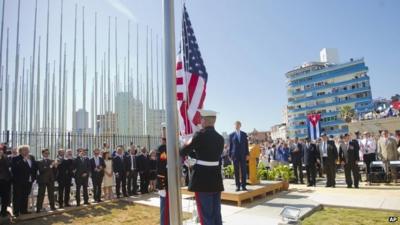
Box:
[2,0,400,133]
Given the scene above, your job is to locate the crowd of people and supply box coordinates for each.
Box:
[254,130,400,187]
[0,139,166,218]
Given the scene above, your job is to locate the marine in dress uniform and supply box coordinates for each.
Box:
[157,137,169,225]
[180,110,224,225]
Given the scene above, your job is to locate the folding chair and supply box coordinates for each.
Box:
[369,161,386,184]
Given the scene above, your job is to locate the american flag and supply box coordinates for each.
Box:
[176,6,208,136]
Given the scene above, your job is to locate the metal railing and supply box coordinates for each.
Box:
[0,130,161,158]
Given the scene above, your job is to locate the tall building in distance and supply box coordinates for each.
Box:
[286,49,373,139]
[115,92,144,135]
[75,109,89,133]
[147,108,166,137]
[96,112,118,135]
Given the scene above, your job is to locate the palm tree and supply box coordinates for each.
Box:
[339,105,355,123]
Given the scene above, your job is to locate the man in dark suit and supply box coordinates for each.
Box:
[36,148,56,212]
[73,148,91,206]
[290,138,304,184]
[136,147,150,194]
[0,144,12,217]
[57,149,73,208]
[126,145,138,196]
[11,145,37,216]
[339,133,360,188]
[319,133,338,187]
[229,121,249,191]
[90,148,106,202]
[303,138,320,187]
[113,146,128,198]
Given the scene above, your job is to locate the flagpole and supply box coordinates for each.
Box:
[0,0,6,133]
[163,0,182,224]
[3,28,9,132]
[94,12,98,136]
[72,4,77,131]
[11,0,21,136]
[29,0,38,133]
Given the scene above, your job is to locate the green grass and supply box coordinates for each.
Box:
[302,207,399,225]
[13,201,191,225]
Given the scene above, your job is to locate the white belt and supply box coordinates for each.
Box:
[196,160,219,166]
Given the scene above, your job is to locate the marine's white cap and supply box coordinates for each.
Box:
[199,109,218,117]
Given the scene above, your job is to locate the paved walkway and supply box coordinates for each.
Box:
[131,175,400,225]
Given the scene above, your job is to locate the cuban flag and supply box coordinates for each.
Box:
[307,113,321,140]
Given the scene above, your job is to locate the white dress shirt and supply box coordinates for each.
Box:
[360,138,376,154]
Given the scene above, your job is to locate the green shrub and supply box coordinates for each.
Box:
[223,164,234,178]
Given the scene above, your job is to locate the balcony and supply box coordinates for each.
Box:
[288,85,371,105]
[288,62,368,88]
[288,97,372,113]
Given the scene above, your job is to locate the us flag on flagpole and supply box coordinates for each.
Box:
[176,5,208,137]
[307,113,321,140]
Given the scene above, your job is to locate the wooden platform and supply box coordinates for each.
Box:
[181,179,284,206]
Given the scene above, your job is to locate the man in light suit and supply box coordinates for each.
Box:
[229,121,249,191]
[377,130,399,182]
[319,133,338,187]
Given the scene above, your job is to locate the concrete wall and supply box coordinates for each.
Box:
[348,117,400,135]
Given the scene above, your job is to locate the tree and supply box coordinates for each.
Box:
[339,105,355,123]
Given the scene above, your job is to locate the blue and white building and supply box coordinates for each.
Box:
[286,49,373,139]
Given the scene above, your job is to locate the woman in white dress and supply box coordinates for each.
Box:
[102,151,114,200]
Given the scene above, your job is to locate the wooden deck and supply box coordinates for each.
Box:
[181,179,283,206]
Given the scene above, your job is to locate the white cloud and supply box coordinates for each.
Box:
[105,0,136,21]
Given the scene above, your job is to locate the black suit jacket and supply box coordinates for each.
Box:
[0,156,12,181]
[36,158,56,184]
[339,139,360,164]
[57,157,73,184]
[73,157,91,183]
[112,155,126,174]
[125,154,137,172]
[290,143,303,164]
[303,143,320,166]
[320,140,338,163]
[90,157,106,179]
[136,154,150,174]
[11,155,37,184]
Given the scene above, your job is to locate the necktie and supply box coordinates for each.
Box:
[237,131,240,142]
[324,142,327,155]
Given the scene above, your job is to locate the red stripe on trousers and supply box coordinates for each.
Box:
[164,192,169,225]
[195,192,204,225]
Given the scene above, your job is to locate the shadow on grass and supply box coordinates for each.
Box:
[13,202,132,225]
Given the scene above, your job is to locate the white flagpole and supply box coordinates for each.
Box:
[72,4,77,131]
[29,0,38,133]
[0,0,6,133]
[3,28,9,131]
[163,0,182,224]
[11,0,21,134]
